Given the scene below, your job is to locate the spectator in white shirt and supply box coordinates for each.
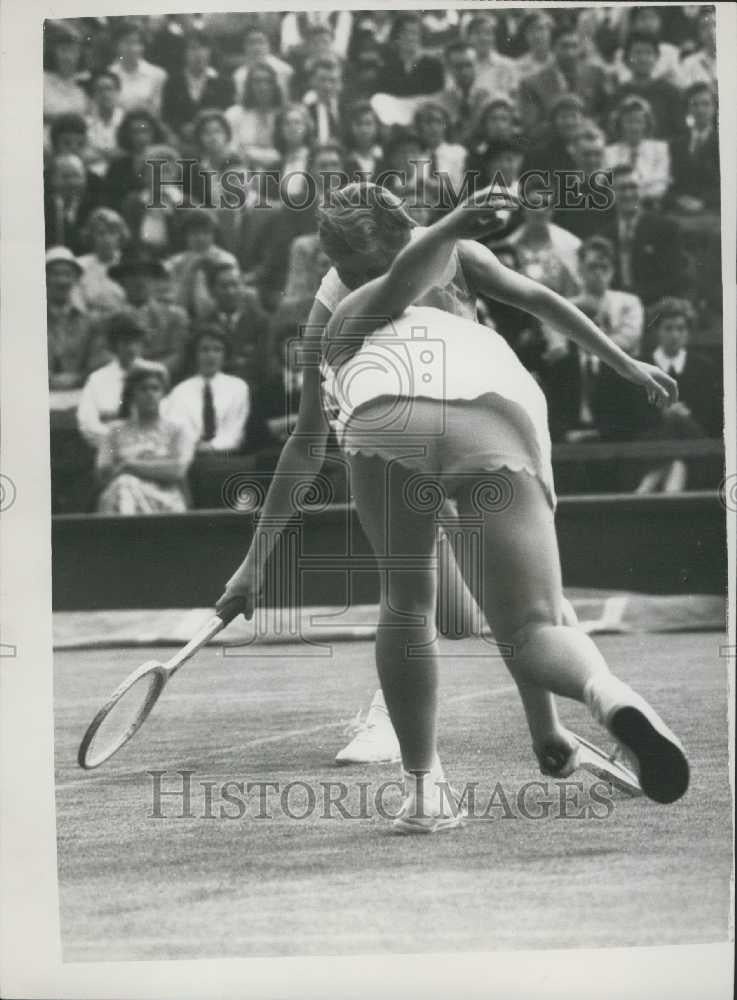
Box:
[85,72,125,177]
[109,21,168,117]
[76,207,129,315]
[463,12,519,104]
[678,8,717,92]
[77,313,145,451]
[413,102,468,199]
[605,96,671,205]
[613,6,682,86]
[164,326,250,454]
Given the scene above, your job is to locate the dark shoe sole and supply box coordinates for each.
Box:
[610,706,689,804]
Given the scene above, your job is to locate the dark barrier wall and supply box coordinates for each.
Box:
[52,492,727,611]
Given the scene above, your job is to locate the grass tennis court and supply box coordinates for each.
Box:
[55,631,732,962]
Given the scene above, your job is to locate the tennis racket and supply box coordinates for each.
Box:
[77,596,245,770]
[574,733,643,797]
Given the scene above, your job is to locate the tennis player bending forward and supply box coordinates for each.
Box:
[218,185,689,833]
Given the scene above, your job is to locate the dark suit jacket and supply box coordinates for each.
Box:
[161,72,234,136]
[381,51,445,97]
[601,211,683,305]
[519,62,609,124]
[668,129,720,209]
[648,349,721,437]
[542,344,649,442]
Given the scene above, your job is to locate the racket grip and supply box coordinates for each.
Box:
[215,596,247,626]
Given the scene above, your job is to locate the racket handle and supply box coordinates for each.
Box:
[215,595,247,626]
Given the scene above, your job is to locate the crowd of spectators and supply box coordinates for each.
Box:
[43,7,723,513]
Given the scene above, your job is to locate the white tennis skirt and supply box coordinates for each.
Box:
[340,391,556,511]
[327,307,556,509]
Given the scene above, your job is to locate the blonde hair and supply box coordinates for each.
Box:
[318,182,415,289]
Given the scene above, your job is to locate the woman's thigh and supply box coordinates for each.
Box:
[348,452,439,615]
[455,470,564,642]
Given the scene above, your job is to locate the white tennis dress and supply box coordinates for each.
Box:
[315,238,556,509]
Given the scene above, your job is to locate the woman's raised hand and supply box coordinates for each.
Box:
[445,185,520,240]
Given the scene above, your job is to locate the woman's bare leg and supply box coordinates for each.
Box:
[349,453,441,773]
[455,470,688,802]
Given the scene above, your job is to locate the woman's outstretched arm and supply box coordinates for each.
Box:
[458,238,678,406]
[326,188,517,348]
[216,299,333,616]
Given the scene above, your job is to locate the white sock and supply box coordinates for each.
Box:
[584,674,638,727]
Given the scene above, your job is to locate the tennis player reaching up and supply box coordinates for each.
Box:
[230,182,589,781]
[218,185,689,831]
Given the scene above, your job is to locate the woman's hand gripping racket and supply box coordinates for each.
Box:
[77,596,246,769]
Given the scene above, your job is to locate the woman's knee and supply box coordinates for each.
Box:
[381,568,437,621]
[493,601,563,654]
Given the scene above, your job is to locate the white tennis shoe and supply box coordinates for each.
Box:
[584,675,689,803]
[335,689,402,765]
[393,762,466,835]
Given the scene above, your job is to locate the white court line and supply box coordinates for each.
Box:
[55,684,517,792]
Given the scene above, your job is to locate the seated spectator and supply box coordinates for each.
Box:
[166,211,239,319]
[341,41,385,104]
[77,312,145,450]
[108,20,167,117]
[233,23,294,104]
[44,154,101,254]
[521,93,586,177]
[161,31,233,141]
[46,246,97,390]
[164,326,250,454]
[282,11,352,64]
[108,251,190,379]
[466,107,525,194]
[375,128,426,196]
[515,11,555,80]
[96,361,193,514]
[104,108,166,211]
[519,22,609,129]
[302,58,343,145]
[636,297,721,493]
[281,232,332,304]
[601,165,683,305]
[605,96,671,205]
[540,241,645,445]
[119,144,186,257]
[225,60,283,169]
[255,143,345,309]
[204,262,269,382]
[85,71,126,178]
[553,124,615,239]
[463,12,518,104]
[668,83,720,213]
[76,207,129,314]
[571,236,644,355]
[43,20,89,128]
[612,32,684,139]
[342,101,383,181]
[576,6,630,68]
[381,13,444,98]
[678,8,717,92]
[49,112,91,163]
[145,14,197,78]
[440,42,491,145]
[469,141,526,238]
[288,21,343,99]
[186,110,248,255]
[613,6,682,87]
[501,179,580,299]
[413,102,468,200]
